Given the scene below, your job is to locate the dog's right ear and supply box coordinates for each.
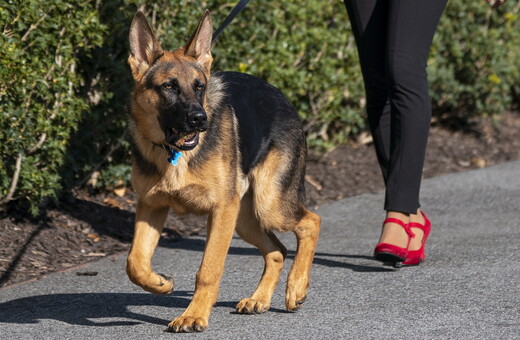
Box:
[184,10,213,77]
[128,11,164,80]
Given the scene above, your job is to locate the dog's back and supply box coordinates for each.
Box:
[217,72,304,172]
[216,71,307,207]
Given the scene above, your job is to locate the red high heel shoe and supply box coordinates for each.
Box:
[373,218,415,265]
[402,212,431,266]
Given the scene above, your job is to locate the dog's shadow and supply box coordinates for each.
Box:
[0,291,266,327]
[0,290,293,327]
[0,292,189,327]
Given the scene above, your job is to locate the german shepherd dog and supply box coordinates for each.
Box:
[126,10,320,332]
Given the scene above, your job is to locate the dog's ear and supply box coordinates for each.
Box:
[128,11,164,80]
[184,10,213,75]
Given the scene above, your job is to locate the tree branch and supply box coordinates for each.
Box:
[0,153,23,205]
[21,13,48,42]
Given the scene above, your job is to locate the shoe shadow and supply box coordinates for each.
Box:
[311,252,394,272]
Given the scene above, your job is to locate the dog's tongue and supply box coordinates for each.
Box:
[183,134,198,147]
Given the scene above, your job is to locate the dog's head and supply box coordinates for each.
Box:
[128,10,213,151]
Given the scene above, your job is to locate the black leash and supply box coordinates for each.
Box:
[211,0,252,48]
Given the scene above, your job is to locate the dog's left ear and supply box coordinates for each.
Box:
[184,10,213,75]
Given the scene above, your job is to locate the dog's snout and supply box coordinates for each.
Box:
[188,111,208,130]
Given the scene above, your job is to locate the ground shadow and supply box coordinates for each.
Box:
[0,198,135,287]
[0,292,187,326]
[56,197,136,242]
[159,237,391,273]
[0,290,294,327]
[312,252,394,272]
[0,222,50,286]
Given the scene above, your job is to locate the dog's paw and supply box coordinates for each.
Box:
[285,275,309,311]
[235,298,270,314]
[166,316,208,333]
[142,273,174,295]
[157,274,174,294]
[285,287,307,312]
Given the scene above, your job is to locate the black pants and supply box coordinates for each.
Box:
[344,0,447,214]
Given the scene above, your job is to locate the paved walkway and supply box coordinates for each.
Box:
[1,161,519,339]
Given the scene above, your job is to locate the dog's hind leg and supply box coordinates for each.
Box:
[126,200,174,295]
[285,208,320,311]
[234,192,287,314]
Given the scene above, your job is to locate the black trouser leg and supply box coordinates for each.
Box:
[344,0,447,214]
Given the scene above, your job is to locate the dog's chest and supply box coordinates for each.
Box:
[149,166,220,214]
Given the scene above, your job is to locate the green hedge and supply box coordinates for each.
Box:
[430,1,520,118]
[0,1,105,213]
[1,0,519,213]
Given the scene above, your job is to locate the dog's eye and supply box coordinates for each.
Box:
[195,84,205,92]
[163,84,174,90]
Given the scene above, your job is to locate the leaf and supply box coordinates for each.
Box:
[103,197,123,210]
[86,234,101,243]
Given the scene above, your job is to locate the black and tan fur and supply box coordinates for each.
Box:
[126,10,320,333]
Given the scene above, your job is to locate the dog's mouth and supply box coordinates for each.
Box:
[166,129,201,151]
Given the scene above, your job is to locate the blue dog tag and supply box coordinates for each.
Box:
[167,149,182,166]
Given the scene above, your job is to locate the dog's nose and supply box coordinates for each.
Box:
[188,111,208,130]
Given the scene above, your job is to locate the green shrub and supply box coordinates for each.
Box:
[431,1,520,118]
[1,0,518,213]
[0,1,105,214]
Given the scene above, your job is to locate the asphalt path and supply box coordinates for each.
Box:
[1,161,519,339]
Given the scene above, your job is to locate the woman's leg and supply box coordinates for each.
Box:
[344,0,392,181]
[383,0,448,214]
[381,0,447,251]
[345,0,447,211]
[345,0,447,252]
[344,0,410,250]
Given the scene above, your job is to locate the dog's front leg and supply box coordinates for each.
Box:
[126,200,174,295]
[168,195,240,333]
